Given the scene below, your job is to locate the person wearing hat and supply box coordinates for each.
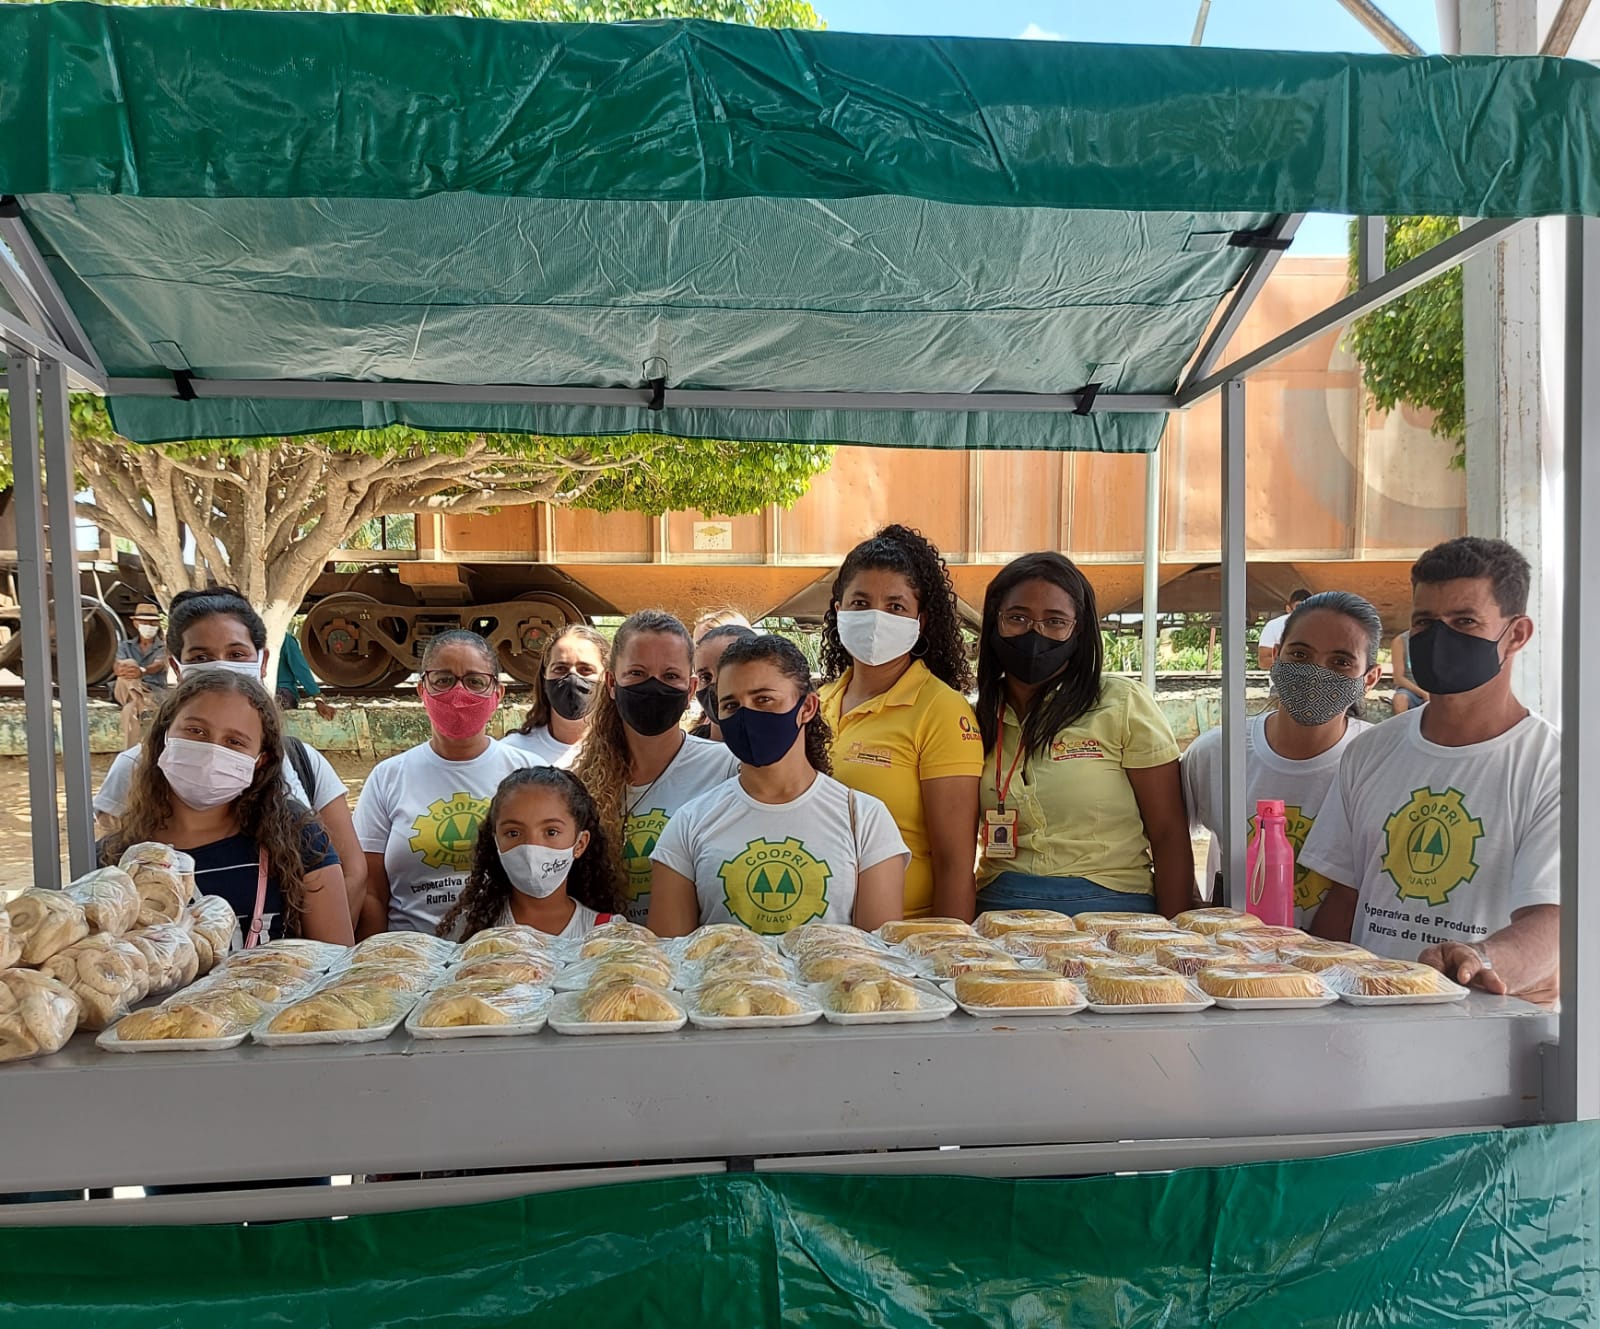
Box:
[111,602,171,748]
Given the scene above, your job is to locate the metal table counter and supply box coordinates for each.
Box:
[0,995,1553,1221]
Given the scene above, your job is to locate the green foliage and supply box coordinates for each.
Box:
[155,0,823,22]
[1346,217,1466,468]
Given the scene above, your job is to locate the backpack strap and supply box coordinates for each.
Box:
[284,736,318,807]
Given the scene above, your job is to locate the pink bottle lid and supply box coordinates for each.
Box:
[1255,798,1286,818]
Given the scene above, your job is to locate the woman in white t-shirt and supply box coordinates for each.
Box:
[503,623,609,768]
[437,766,626,941]
[573,610,741,923]
[648,633,907,936]
[354,630,537,936]
[1181,591,1384,923]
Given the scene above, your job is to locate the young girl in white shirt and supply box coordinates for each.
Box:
[648,633,907,937]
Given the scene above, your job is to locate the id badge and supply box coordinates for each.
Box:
[983,808,1018,860]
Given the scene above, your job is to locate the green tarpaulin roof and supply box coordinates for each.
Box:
[2,3,1599,449]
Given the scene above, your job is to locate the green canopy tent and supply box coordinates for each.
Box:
[0,5,1596,1307]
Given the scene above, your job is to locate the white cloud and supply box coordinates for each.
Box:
[1018,23,1065,40]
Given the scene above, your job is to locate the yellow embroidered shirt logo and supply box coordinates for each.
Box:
[623,808,671,903]
[408,793,489,871]
[719,837,831,935]
[1381,786,1484,907]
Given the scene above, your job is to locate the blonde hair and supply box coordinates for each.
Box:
[692,606,751,641]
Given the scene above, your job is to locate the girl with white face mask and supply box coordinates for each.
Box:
[96,671,354,947]
[818,525,983,922]
[437,767,626,941]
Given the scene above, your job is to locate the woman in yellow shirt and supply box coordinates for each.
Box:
[976,552,1194,918]
[818,525,984,920]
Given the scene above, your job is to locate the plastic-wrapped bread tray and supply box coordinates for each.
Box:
[404,988,552,1039]
[252,989,423,1046]
[97,1021,255,1054]
[953,982,1087,1018]
[683,981,823,1030]
[817,976,956,1026]
[1086,981,1215,1015]
[547,989,687,1035]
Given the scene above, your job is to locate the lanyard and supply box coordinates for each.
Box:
[992,707,1028,814]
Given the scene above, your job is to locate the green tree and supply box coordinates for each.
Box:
[1346,217,1466,468]
[5,0,830,658]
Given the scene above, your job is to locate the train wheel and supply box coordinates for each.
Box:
[500,593,583,686]
[301,593,412,689]
[0,598,123,688]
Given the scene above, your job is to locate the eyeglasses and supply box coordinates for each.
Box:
[998,610,1076,640]
[421,669,499,696]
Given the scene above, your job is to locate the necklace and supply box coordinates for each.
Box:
[625,733,687,820]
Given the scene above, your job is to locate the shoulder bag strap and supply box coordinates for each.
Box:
[285,736,318,805]
[243,850,269,949]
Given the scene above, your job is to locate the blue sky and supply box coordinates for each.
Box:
[813,0,1444,254]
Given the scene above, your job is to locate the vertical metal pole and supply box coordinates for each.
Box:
[1220,380,1248,908]
[41,358,94,877]
[1141,445,1161,695]
[6,352,62,889]
[1558,216,1599,1123]
[1357,217,1387,287]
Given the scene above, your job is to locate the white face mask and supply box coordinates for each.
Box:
[157,736,260,810]
[136,623,159,641]
[182,658,264,683]
[835,609,921,667]
[499,842,576,899]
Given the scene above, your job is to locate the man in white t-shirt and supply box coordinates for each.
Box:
[1255,589,1311,670]
[1301,538,1560,1004]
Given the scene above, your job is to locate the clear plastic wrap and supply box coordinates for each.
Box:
[38,933,149,1030]
[1153,940,1227,978]
[1279,940,1374,973]
[677,923,765,963]
[1084,962,1212,1013]
[351,931,458,966]
[577,919,664,960]
[1108,927,1204,958]
[548,980,686,1034]
[680,945,795,988]
[1074,911,1173,938]
[554,949,676,993]
[911,941,1022,980]
[185,963,321,1006]
[62,867,141,936]
[684,977,822,1029]
[0,902,18,970]
[125,922,201,996]
[875,918,974,946]
[780,922,886,959]
[322,962,442,995]
[457,925,564,966]
[1215,925,1311,958]
[1320,959,1470,1005]
[451,953,562,987]
[100,987,274,1051]
[818,971,954,1024]
[0,968,79,1063]
[793,946,915,985]
[952,969,1085,1015]
[8,890,92,965]
[1171,907,1264,936]
[407,980,551,1037]
[187,894,241,959]
[255,938,348,971]
[1196,962,1335,1008]
[973,909,1078,939]
[256,980,418,1044]
[118,842,197,926]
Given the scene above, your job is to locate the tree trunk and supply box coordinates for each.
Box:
[257,598,300,682]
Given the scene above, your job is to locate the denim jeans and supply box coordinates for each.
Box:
[978,872,1159,916]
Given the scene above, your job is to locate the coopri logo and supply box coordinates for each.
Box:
[623,808,671,903]
[718,837,830,935]
[1380,787,1483,907]
[408,793,490,871]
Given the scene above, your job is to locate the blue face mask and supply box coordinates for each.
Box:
[717,697,807,768]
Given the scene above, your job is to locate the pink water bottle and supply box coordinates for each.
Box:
[1245,799,1295,927]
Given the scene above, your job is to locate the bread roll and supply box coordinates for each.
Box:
[1109,927,1204,958]
[0,903,18,970]
[452,955,559,987]
[458,925,559,964]
[187,897,241,961]
[922,942,1018,979]
[954,970,1083,1009]
[1322,958,1459,998]
[62,867,141,936]
[578,920,661,959]
[1029,943,1122,979]
[324,963,439,995]
[267,982,410,1033]
[115,988,269,1040]
[694,977,807,1019]
[126,923,201,995]
[822,972,922,1014]
[1085,963,1196,1006]
[974,910,1077,939]
[695,947,790,982]
[877,918,973,945]
[0,968,78,1062]
[1171,907,1263,936]
[1153,940,1227,977]
[255,939,346,970]
[682,923,761,961]
[1279,940,1372,972]
[172,987,271,1027]
[223,947,321,975]
[588,954,675,990]
[577,979,682,1023]
[1215,925,1309,957]
[413,980,547,1028]
[1001,930,1111,960]
[1075,912,1171,937]
[118,843,197,926]
[1197,962,1328,1001]
[353,931,457,965]
[7,890,91,965]
[796,948,898,984]
[189,971,309,1005]
[781,923,871,958]
[39,933,149,1030]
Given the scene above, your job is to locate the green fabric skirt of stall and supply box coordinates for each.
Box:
[1,1123,1594,1327]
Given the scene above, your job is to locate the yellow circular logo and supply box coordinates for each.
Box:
[1381,787,1483,907]
[408,793,489,871]
[623,808,671,903]
[718,837,831,935]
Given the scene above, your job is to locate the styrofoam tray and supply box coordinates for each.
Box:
[252,998,418,1046]
[1208,993,1340,1010]
[96,1025,253,1053]
[405,991,552,1038]
[1087,997,1216,1014]
[1335,987,1469,1007]
[817,978,956,1025]
[683,982,822,1029]
[547,990,686,1035]
[954,995,1088,1018]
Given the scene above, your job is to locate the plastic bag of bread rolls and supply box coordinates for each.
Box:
[62,866,141,936]
[7,890,91,965]
[118,843,197,926]
[0,968,79,1063]
[186,897,239,977]
[125,922,201,997]
[0,902,18,970]
[39,933,150,1030]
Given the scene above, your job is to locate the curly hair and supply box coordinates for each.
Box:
[571,609,695,879]
[821,524,973,693]
[99,671,318,935]
[518,623,610,734]
[715,633,833,774]
[437,766,626,940]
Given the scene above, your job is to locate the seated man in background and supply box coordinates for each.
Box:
[1302,537,1559,1005]
[111,601,170,748]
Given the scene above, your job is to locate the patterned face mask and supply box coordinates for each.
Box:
[1270,660,1366,727]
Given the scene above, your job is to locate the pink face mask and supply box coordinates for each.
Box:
[423,686,499,740]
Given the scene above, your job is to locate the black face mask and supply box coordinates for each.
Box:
[991,629,1077,686]
[1408,620,1514,696]
[544,673,596,723]
[614,678,691,737]
[696,683,718,725]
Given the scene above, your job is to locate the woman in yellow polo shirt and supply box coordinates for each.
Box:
[975,552,1194,918]
[818,525,984,920]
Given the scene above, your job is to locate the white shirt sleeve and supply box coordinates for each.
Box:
[1179,729,1217,837]
[352,762,394,854]
[1508,770,1562,913]
[850,791,911,872]
[1297,754,1356,886]
[303,744,348,811]
[94,748,138,817]
[1257,615,1287,650]
[648,801,699,880]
